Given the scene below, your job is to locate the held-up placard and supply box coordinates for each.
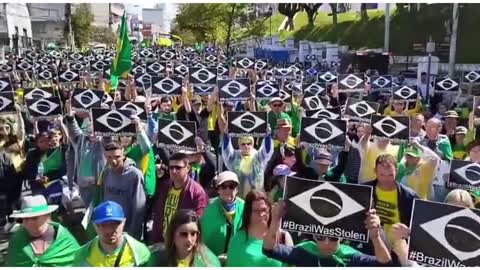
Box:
[464,71,480,84]
[344,98,379,123]
[282,176,372,243]
[0,91,16,115]
[392,86,418,102]
[274,68,294,80]
[235,57,255,70]
[0,78,12,92]
[114,101,147,122]
[371,115,410,143]
[255,81,280,101]
[408,199,480,267]
[151,76,183,97]
[26,97,62,120]
[317,71,337,84]
[157,119,197,152]
[303,82,326,97]
[71,88,104,112]
[193,85,215,96]
[448,159,480,192]
[218,78,250,101]
[58,69,80,83]
[23,87,54,100]
[337,73,365,92]
[189,67,218,86]
[434,77,460,93]
[305,107,341,119]
[227,111,267,137]
[91,108,136,136]
[300,117,346,150]
[369,75,393,92]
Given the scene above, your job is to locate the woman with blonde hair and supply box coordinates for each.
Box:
[444,189,474,208]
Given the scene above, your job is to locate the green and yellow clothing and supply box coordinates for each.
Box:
[6,222,80,267]
[383,100,421,117]
[125,136,156,197]
[201,197,245,256]
[163,187,181,235]
[74,233,151,267]
[359,143,399,183]
[375,187,400,245]
[273,136,296,149]
[396,161,436,200]
[452,143,467,160]
[153,244,221,267]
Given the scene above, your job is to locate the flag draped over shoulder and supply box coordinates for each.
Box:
[109,12,132,92]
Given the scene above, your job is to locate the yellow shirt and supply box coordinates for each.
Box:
[273,136,296,149]
[177,258,191,267]
[383,101,421,117]
[208,105,219,131]
[163,187,182,236]
[86,239,135,267]
[359,143,399,183]
[402,161,436,200]
[375,186,400,245]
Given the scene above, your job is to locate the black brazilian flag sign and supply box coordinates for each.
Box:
[448,159,480,192]
[371,115,410,143]
[0,91,16,115]
[91,108,136,136]
[408,199,480,267]
[157,119,197,152]
[227,111,267,137]
[282,176,372,243]
[300,117,346,150]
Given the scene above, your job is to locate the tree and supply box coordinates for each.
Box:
[91,26,116,45]
[302,3,322,26]
[360,3,369,21]
[329,3,338,25]
[71,4,94,48]
[278,3,302,31]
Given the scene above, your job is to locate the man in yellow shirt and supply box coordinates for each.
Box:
[365,154,419,245]
[74,201,151,266]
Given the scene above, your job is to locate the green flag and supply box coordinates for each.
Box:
[109,11,132,92]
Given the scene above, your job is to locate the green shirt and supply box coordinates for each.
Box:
[296,240,361,267]
[226,230,284,267]
[200,197,244,256]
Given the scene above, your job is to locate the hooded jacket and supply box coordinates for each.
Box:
[100,158,146,240]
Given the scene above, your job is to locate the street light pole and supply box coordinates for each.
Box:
[426,37,435,105]
[384,3,390,52]
[448,3,459,77]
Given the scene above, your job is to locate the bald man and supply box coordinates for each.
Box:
[420,118,453,161]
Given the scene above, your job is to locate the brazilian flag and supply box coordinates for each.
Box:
[109,11,132,92]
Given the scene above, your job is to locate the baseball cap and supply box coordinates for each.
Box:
[269,97,284,105]
[215,171,239,186]
[443,110,459,118]
[92,201,125,224]
[404,145,422,158]
[273,164,295,176]
[455,126,467,135]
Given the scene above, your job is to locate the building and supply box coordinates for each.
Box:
[28,3,66,48]
[89,3,125,29]
[0,3,33,51]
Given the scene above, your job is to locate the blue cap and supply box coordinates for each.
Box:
[92,201,125,224]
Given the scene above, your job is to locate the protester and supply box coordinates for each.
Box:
[6,195,79,266]
[420,117,453,160]
[444,189,475,208]
[97,141,146,240]
[200,171,244,260]
[263,201,393,266]
[154,209,220,267]
[268,164,295,203]
[151,152,208,244]
[74,201,151,266]
[226,190,291,267]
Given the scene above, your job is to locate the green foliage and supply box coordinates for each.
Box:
[71,4,94,49]
[91,26,116,45]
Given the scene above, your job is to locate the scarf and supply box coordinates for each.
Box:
[190,163,201,182]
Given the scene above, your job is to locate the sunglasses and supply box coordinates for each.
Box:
[169,165,187,171]
[271,103,283,108]
[179,231,199,238]
[313,235,339,242]
[218,183,237,190]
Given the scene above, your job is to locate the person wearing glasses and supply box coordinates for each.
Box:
[226,191,291,267]
[150,153,208,244]
[154,209,220,266]
[262,201,393,266]
[265,97,294,136]
[200,171,244,264]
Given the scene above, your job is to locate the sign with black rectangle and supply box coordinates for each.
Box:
[151,76,183,97]
[344,98,379,123]
[338,73,365,92]
[0,77,12,92]
[23,87,54,100]
[192,85,215,96]
[146,61,166,74]
[464,71,480,84]
[218,78,250,101]
[0,91,16,115]
[370,75,393,90]
[392,86,418,101]
[71,88,103,112]
[282,176,372,243]
[434,77,460,93]
[189,67,217,85]
[227,111,267,137]
[58,69,80,83]
[91,108,136,136]
[235,57,255,70]
[302,96,328,110]
[114,101,147,122]
[274,68,294,80]
[448,159,480,192]
[303,82,326,97]
[157,119,197,152]
[408,199,480,267]
[371,115,410,143]
[26,97,62,120]
[300,117,346,150]
[255,81,279,100]
[36,68,56,81]
[306,107,341,119]
[135,73,152,89]
[317,71,337,84]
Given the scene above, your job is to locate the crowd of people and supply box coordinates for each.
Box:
[0,46,479,267]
